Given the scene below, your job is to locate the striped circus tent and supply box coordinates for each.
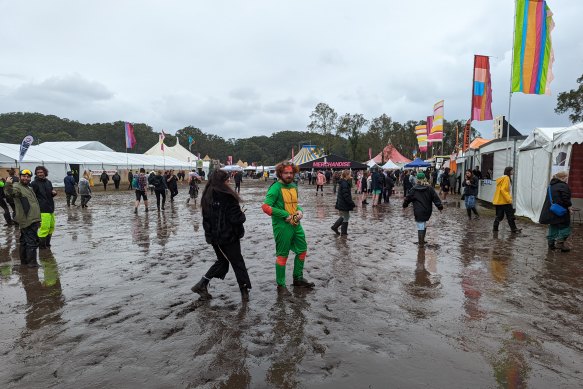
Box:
[292,145,322,165]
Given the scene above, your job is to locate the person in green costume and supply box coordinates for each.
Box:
[262,162,315,295]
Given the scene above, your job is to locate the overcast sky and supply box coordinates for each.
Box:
[1,0,582,141]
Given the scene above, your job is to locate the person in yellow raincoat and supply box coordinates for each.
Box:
[492,166,521,233]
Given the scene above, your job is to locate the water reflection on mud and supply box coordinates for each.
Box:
[0,182,582,388]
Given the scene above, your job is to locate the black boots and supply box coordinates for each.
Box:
[46,234,52,248]
[340,222,348,236]
[19,244,27,266]
[331,217,343,235]
[38,237,48,250]
[508,218,521,233]
[493,220,500,232]
[25,248,39,267]
[467,209,472,220]
[240,285,250,302]
[191,277,212,300]
[292,277,315,288]
[418,230,426,247]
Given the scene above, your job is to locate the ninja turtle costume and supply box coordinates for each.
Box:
[262,179,314,290]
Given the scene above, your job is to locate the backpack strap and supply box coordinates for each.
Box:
[548,185,554,205]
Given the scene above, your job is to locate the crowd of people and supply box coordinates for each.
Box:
[0,161,575,301]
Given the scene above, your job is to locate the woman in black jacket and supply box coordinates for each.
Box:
[191,169,251,301]
[539,171,572,252]
[331,170,356,236]
[403,172,443,247]
[462,169,480,220]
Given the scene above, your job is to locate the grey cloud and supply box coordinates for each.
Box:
[229,87,260,101]
[263,97,296,114]
[12,74,113,103]
[1,0,581,140]
[319,50,345,66]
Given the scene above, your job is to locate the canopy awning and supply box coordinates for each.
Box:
[298,154,368,170]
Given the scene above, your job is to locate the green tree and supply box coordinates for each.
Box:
[307,103,338,155]
[368,114,393,146]
[337,113,368,160]
[555,73,583,123]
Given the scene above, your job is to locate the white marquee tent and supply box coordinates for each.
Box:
[381,160,400,170]
[0,141,192,187]
[516,123,583,222]
[144,138,199,163]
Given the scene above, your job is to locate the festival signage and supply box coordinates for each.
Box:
[19,135,34,163]
[313,161,351,168]
[463,119,472,151]
[298,154,368,170]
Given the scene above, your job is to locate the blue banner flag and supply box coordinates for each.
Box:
[19,135,34,163]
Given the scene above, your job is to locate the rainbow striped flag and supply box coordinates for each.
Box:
[472,55,493,121]
[429,100,444,142]
[124,122,136,149]
[512,0,554,95]
[415,125,428,152]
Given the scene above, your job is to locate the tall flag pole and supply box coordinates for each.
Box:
[124,122,137,149]
[429,100,444,155]
[426,115,434,159]
[124,122,136,170]
[188,135,194,152]
[415,124,428,156]
[471,55,494,121]
[512,0,555,95]
[160,130,166,169]
[507,0,555,165]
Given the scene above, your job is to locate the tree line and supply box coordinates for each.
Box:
[1,73,580,165]
[0,110,479,165]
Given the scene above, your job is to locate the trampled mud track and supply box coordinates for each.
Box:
[1,180,582,388]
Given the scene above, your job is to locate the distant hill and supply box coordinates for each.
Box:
[0,112,477,164]
[0,112,170,154]
[0,112,342,164]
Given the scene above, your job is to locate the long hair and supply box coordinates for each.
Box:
[201,169,240,215]
[35,165,48,177]
[503,166,513,176]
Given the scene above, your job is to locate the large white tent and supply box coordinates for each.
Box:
[516,123,583,222]
[381,160,400,170]
[0,141,192,187]
[144,138,199,163]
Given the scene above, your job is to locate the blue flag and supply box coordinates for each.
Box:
[19,135,34,163]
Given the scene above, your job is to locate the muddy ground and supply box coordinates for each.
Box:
[0,180,582,388]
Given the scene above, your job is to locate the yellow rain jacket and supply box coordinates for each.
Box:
[492,175,512,205]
